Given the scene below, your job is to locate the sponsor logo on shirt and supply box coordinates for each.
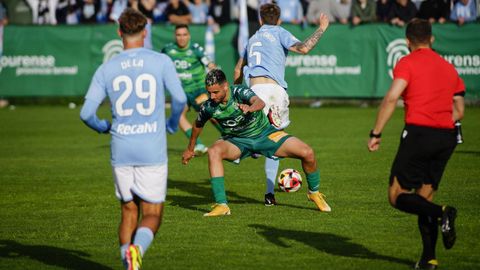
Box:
[116,121,158,135]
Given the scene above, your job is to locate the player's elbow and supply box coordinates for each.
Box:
[298,48,309,55]
[79,106,92,123]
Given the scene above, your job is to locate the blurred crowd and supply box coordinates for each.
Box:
[0,0,479,27]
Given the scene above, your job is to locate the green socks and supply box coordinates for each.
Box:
[306,170,320,192]
[211,177,227,204]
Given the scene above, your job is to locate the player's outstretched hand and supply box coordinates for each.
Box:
[319,13,329,32]
[367,137,381,152]
[182,149,195,165]
[238,104,251,114]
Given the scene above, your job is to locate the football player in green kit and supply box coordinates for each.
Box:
[162,24,217,155]
[182,69,331,217]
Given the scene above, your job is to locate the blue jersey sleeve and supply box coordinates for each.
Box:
[81,65,110,133]
[279,27,300,50]
[80,99,111,133]
[162,56,187,133]
[85,65,107,104]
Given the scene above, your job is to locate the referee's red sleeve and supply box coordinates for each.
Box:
[454,76,466,95]
[393,58,410,83]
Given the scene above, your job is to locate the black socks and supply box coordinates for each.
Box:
[395,193,443,218]
[418,215,438,261]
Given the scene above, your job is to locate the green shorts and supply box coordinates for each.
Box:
[186,88,209,112]
[225,125,292,161]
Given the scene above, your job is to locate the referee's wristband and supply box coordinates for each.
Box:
[369,130,382,138]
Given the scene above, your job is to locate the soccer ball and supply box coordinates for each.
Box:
[278,168,302,192]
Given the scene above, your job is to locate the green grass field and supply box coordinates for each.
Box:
[0,106,479,270]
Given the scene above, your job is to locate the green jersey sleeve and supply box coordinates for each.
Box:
[193,43,211,67]
[232,85,256,104]
[196,102,213,127]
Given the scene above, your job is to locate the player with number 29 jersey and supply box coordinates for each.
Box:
[83,48,187,166]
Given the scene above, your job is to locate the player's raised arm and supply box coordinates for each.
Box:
[289,13,329,55]
[233,57,247,85]
[162,56,187,133]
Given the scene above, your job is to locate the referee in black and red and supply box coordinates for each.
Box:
[367,19,465,270]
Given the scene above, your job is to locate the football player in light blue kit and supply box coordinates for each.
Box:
[80,8,186,270]
[234,3,331,210]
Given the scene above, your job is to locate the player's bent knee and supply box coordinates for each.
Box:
[207,146,222,160]
[300,147,315,162]
[121,202,138,214]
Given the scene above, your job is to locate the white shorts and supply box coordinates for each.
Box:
[112,164,168,204]
[251,83,290,130]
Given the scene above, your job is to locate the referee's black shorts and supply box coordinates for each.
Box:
[390,125,457,190]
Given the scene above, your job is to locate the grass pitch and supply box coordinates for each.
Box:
[0,105,479,270]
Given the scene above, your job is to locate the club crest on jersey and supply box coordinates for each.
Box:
[186,50,192,56]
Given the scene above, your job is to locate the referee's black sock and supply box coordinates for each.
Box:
[395,193,443,218]
[418,215,438,261]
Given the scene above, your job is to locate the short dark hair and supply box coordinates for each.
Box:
[406,19,432,45]
[205,69,227,87]
[175,24,189,31]
[259,4,281,25]
[118,8,147,36]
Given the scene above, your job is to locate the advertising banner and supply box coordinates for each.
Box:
[0,23,478,98]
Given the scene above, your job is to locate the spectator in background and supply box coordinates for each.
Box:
[137,0,156,21]
[165,0,191,24]
[78,0,100,23]
[418,0,450,24]
[109,0,128,21]
[307,0,335,24]
[207,0,230,33]
[388,0,417,27]
[208,0,230,26]
[153,0,169,22]
[0,0,8,25]
[450,0,477,25]
[185,0,208,24]
[377,0,392,22]
[351,0,376,25]
[32,0,58,24]
[277,0,304,24]
[3,0,33,24]
[56,0,79,24]
[95,0,111,23]
[332,0,352,24]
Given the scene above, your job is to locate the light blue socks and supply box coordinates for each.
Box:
[133,227,154,256]
[265,158,279,194]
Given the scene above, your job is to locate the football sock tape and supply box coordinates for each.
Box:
[306,170,320,192]
[211,177,228,204]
